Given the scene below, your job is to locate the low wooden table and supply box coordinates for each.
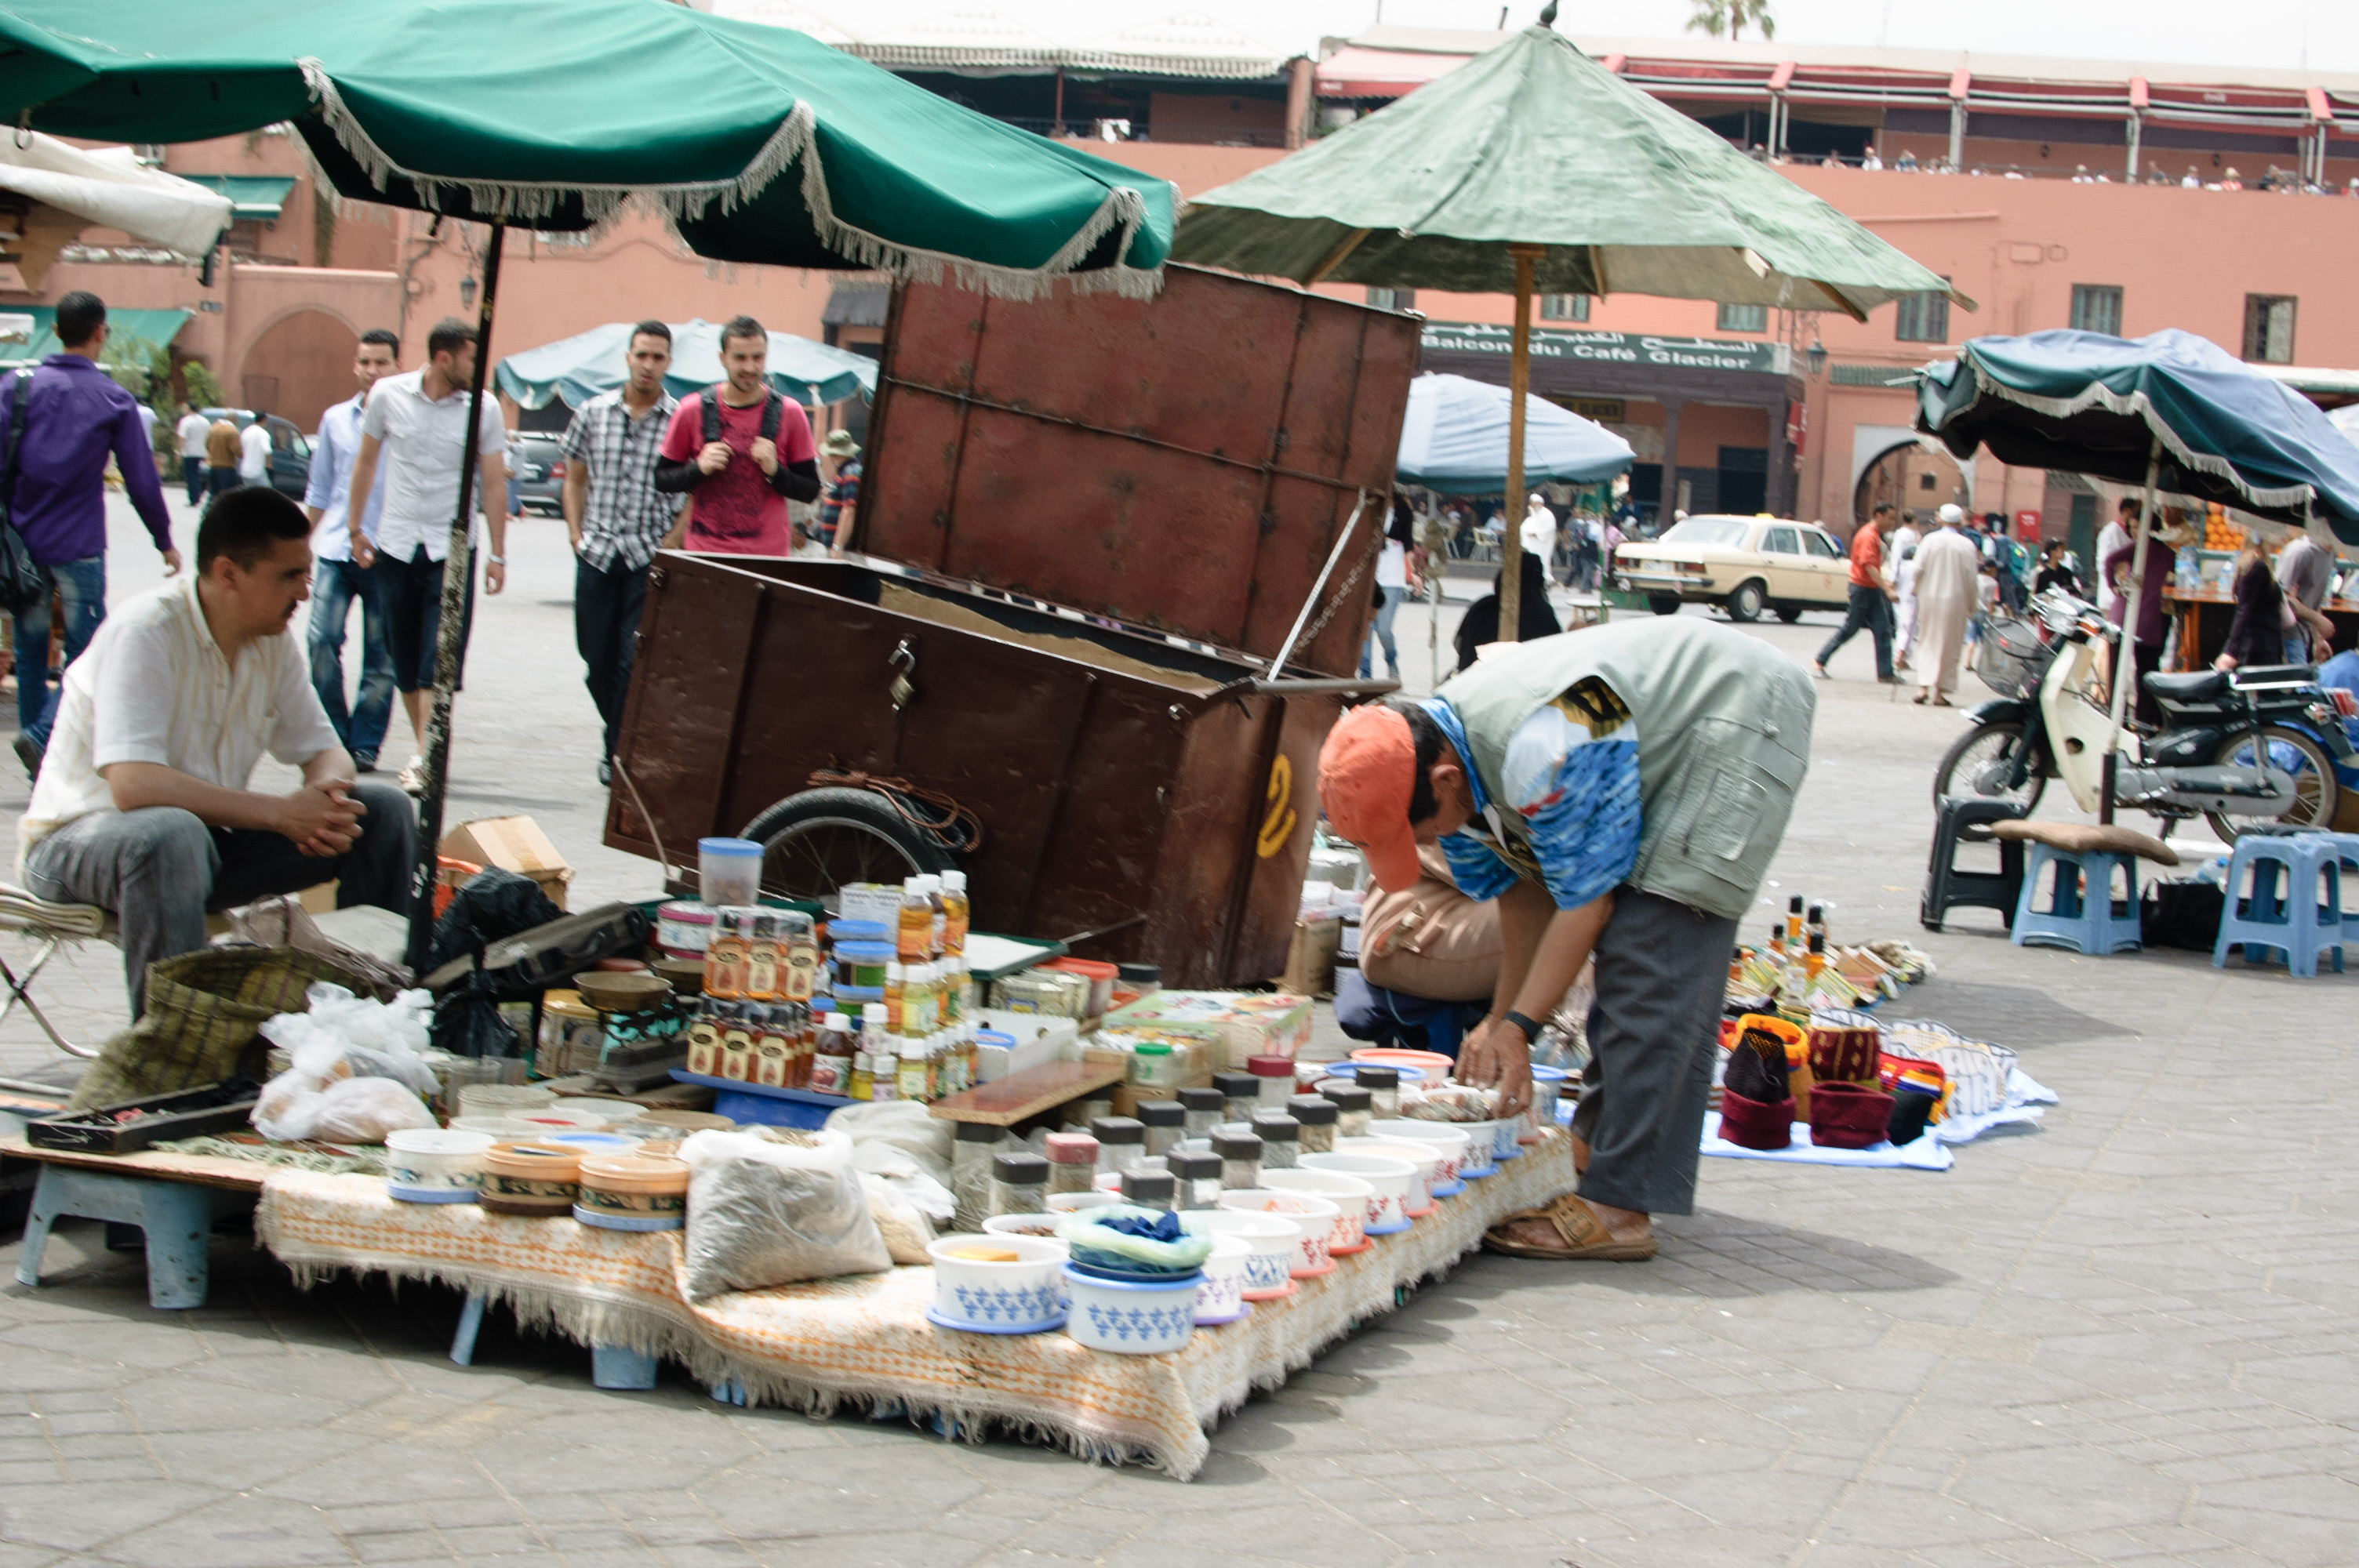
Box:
[2165,586,2359,670]
[924,1060,1128,1127]
[1,1137,267,1308]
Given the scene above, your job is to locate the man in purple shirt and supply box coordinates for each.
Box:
[4,292,180,778]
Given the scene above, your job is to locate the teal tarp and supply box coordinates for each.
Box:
[495,320,876,411]
[0,306,190,365]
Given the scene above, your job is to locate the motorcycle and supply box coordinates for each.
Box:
[1930,587,2357,843]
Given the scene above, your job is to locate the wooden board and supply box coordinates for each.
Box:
[925,1061,1127,1127]
[0,1136,273,1193]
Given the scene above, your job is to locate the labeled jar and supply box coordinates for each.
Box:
[897,1040,929,1102]
[703,909,751,1000]
[1120,1170,1176,1212]
[990,1151,1050,1216]
[656,899,716,957]
[1089,1116,1145,1179]
[1286,1094,1339,1156]
[940,869,969,956]
[811,1013,855,1096]
[1127,1041,1179,1091]
[780,911,819,1001]
[743,911,784,1000]
[1177,1086,1225,1139]
[1044,1132,1100,1195]
[718,1004,756,1082]
[1170,1150,1223,1210]
[1214,1071,1261,1126]
[1214,1130,1262,1192]
[1355,1065,1402,1120]
[833,940,894,1000]
[1252,1111,1301,1171]
[1318,1081,1373,1139]
[1136,1101,1184,1160]
[1247,1054,1297,1109]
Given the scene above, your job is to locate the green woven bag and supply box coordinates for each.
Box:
[68,947,367,1109]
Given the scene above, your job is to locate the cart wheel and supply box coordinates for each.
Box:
[740,788,956,903]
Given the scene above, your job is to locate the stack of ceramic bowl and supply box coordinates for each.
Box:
[1217,1189,1339,1279]
[1190,1235,1252,1325]
[1337,1136,1441,1218]
[1259,1168,1372,1255]
[572,1152,689,1230]
[1300,1150,1418,1236]
[1350,1047,1458,1080]
[1367,1120,1471,1198]
[1062,1265,1201,1354]
[385,1129,495,1203]
[1180,1210,1298,1301]
[457,1083,556,1119]
[478,1142,582,1217]
[925,1234,1067,1334]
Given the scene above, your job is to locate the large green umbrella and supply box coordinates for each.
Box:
[1174,10,1967,641]
[0,0,1174,966]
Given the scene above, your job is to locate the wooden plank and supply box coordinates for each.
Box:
[0,1137,272,1193]
[926,1061,1127,1127]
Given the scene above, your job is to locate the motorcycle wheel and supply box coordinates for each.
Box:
[1930,720,2047,815]
[2205,724,2339,845]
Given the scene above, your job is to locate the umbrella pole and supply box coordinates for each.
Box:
[405,220,507,970]
[2099,437,2163,827]
[1499,245,1541,642]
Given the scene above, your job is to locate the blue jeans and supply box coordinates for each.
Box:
[16,555,104,746]
[308,557,397,763]
[180,456,205,506]
[1359,584,1407,678]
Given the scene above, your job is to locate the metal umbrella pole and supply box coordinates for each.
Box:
[1496,244,1542,643]
[405,220,507,968]
[2099,434,2164,826]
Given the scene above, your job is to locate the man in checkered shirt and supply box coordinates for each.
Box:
[561,321,682,786]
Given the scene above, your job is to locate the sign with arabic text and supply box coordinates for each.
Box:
[1423,321,1791,377]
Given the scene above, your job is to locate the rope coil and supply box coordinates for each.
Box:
[809,768,985,857]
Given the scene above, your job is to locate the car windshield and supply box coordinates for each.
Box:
[1657,516,1751,548]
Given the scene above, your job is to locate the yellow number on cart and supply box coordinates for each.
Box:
[1256,753,1297,858]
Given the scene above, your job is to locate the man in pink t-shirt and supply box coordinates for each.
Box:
[653,315,820,554]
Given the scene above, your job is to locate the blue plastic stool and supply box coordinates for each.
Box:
[2012,842,2143,955]
[2213,834,2347,976]
[15,1165,222,1309]
[449,1288,660,1389]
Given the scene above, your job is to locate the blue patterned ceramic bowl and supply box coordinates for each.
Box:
[926,1234,1067,1330]
[1062,1265,1200,1353]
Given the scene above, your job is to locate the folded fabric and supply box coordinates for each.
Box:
[1885,1086,1938,1145]
[1716,1087,1793,1150]
[1722,1036,1787,1102]
[1808,1080,1895,1149]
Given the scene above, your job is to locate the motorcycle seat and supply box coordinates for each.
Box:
[2230,664,2319,684]
[2144,669,2230,703]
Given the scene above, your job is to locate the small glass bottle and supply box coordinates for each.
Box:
[896,877,932,962]
[940,869,969,956]
[1120,1170,1176,1212]
[811,1012,855,1096]
[897,1039,929,1102]
[780,911,820,1001]
[1252,1111,1301,1171]
[883,961,907,1034]
[1355,1065,1401,1120]
[849,1047,874,1102]
[1090,1116,1145,1179]
[1177,1085,1225,1139]
[1044,1132,1099,1195]
[951,1120,1005,1230]
[718,1003,755,1082]
[990,1151,1050,1217]
[1170,1151,1223,1210]
[703,909,750,1000]
[867,1042,899,1102]
[1317,1081,1372,1139]
[1214,1129,1262,1191]
[1214,1071,1261,1127]
[743,911,783,1001]
[1136,1101,1183,1159]
[918,873,948,959]
[1247,1054,1296,1109]
[1286,1094,1339,1156]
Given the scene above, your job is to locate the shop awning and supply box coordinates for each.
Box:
[172,173,296,219]
[0,305,190,365]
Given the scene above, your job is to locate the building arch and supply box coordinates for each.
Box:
[234,307,361,433]
[1850,433,1972,526]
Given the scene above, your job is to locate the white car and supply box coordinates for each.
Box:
[1612,513,1852,622]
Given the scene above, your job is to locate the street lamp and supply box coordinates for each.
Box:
[1805,336,1828,378]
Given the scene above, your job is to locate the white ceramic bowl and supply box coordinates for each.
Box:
[980,1212,1067,1243]
[548,1098,638,1124]
[1180,1210,1298,1297]
[1367,1120,1472,1192]
[1046,1190,1118,1214]
[925,1233,1066,1330]
[1299,1151,1416,1233]
[457,1083,556,1116]
[384,1128,495,1203]
[1455,1118,1503,1174]
[1194,1235,1251,1324]
[449,1115,557,1140]
[1063,1265,1198,1353]
[1259,1168,1372,1252]
[1337,1136,1440,1214]
[1217,1189,1339,1276]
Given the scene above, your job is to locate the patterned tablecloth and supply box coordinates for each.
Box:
[257,1131,1575,1479]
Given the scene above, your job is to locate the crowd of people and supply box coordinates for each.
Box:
[1779,144,2359,196]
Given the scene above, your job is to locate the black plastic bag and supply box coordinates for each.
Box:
[2141,879,2225,952]
[426,868,564,975]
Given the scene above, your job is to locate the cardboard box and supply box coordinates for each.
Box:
[1276,916,1343,999]
[1100,989,1314,1068]
[441,815,572,910]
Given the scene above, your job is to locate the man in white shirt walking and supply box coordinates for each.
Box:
[302,328,400,773]
[17,488,415,1014]
[2095,498,2132,620]
[1911,504,1982,706]
[238,412,272,486]
[173,405,210,506]
[342,318,507,793]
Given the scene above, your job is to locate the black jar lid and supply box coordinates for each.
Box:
[1089,1116,1145,1145]
[1212,1131,1263,1160]
[1285,1094,1339,1125]
[1177,1086,1225,1112]
[1169,1151,1221,1180]
[1251,1112,1302,1142]
[1317,1082,1373,1112]
[1136,1100,1185,1127]
[990,1152,1049,1183]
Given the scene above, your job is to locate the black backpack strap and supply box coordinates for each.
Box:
[700,385,724,445]
[1,370,29,510]
[759,390,783,442]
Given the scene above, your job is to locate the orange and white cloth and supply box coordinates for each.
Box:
[258,1131,1576,1479]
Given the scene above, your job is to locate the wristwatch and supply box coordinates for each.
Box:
[1500,1010,1544,1043]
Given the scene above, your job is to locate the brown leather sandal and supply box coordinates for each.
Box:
[1481,1194,1656,1261]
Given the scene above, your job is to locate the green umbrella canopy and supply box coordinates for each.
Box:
[496,319,878,411]
[0,0,1172,296]
[1172,22,1967,319]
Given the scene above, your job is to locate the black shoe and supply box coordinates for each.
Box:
[598,757,612,786]
[351,752,378,774]
[13,732,40,782]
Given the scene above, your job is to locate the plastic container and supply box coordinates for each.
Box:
[1250,1111,1301,1171]
[1212,1129,1261,1192]
[1176,1085,1224,1139]
[459,1083,555,1118]
[1338,1136,1440,1216]
[1043,1133,1100,1195]
[1169,1150,1223,1211]
[1259,1168,1371,1254]
[1212,1070,1261,1125]
[1350,1047,1456,1078]
[1127,1041,1180,1091]
[980,1212,1067,1243]
[698,837,763,910]
[1179,1210,1298,1299]
[478,1142,582,1217]
[1451,1118,1502,1178]
[1300,1150,1416,1234]
[1042,956,1118,1016]
[927,1233,1067,1332]
[1062,1265,1199,1353]
[573,1153,690,1231]
[656,899,717,956]
[834,940,894,995]
[1045,1190,1118,1216]
[1136,1101,1184,1159]
[385,1129,495,1203]
[1089,1116,1144,1179]
[1367,1120,1470,1197]
[989,1150,1051,1217]
[1524,1065,1570,1141]
[1317,1081,1374,1140]
[1193,1234,1252,1325]
[1216,1189,1339,1278]
[1285,1094,1339,1156]
[1246,1054,1296,1108]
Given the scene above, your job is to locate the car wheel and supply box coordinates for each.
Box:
[1773,604,1803,624]
[1648,593,1682,616]
[1725,579,1767,622]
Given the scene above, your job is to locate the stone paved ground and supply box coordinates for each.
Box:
[1,498,2353,1566]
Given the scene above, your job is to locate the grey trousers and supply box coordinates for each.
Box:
[1569,886,1742,1217]
[24,781,416,1016]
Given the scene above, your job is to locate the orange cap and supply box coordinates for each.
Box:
[1318,704,1423,892]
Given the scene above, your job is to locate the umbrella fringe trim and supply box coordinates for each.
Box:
[1958,368,2317,513]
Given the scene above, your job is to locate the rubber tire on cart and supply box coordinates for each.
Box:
[739,787,957,904]
[2204,724,2339,846]
[1724,579,1767,623]
[1773,604,1803,624]
[1929,719,2048,816]
[1648,593,1682,616]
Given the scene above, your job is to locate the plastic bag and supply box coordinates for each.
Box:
[823,1099,954,1186]
[847,1139,954,1226]
[678,1129,891,1301]
[253,1072,436,1143]
[857,1172,938,1265]
[251,983,443,1142]
[1063,1203,1213,1275]
[424,867,562,975]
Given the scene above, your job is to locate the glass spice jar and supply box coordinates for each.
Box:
[1136,1101,1183,1159]
[1246,1054,1296,1109]
[1214,1130,1262,1192]
[1177,1085,1225,1139]
[1119,1170,1176,1212]
[990,1151,1050,1216]
[1318,1081,1373,1139]
[1286,1094,1339,1156]
[1089,1116,1145,1179]
[1252,1111,1301,1171]
[1044,1132,1099,1195]
[1213,1071,1261,1127]
[1170,1151,1223,1210]
[1354,1065,1402,1120]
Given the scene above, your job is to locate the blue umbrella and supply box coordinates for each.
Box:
[496,318,876,412]
[1396,372,1633,492]
[1915,328,2359,541]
